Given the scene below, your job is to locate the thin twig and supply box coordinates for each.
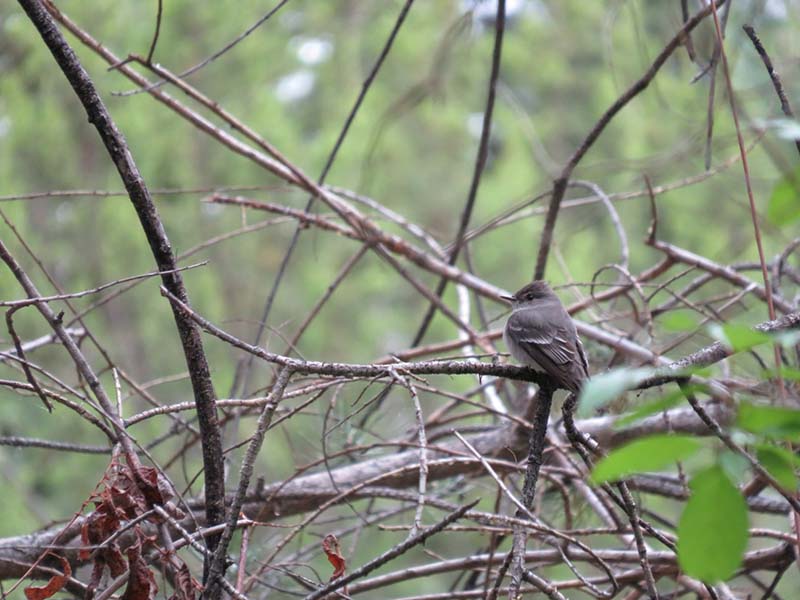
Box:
[118,0,291,95]
[0,437,108,453]
[0,262,206,308]
[742,24,800,157]
[304,499,479,600]
[4,307,53,412]
[394,372,429,539]
[144,0,162,63]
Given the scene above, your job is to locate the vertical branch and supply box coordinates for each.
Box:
[411,0,506,345]
[520,386,554,509]
[562,392,658,598]
[704,57,719,171]
[709,2,784,397]
[680,0,696,62]
[145,0,163,64]
[510,384,554,598]
[205,367,292,597]
[16,0,226,579]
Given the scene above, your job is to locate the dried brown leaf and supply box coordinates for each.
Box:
[23,554,71,600]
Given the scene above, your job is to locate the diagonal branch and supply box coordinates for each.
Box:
[534,0,726,279]
[304,499,478,600]
[232,0,416,398]
[742,24,800,158]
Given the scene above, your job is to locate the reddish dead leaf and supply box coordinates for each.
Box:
[322,534,346,580]
[109,479,146,519]
[86,560,104,600]
[79,519,94,562]
[81,500,121,549]
[106,545,128,577]
[79,458,174,595]
[24,554,71,600]
[80,498,126,581]
[135,464,172,508]
[120,542,157,600]
[167,562,200,600]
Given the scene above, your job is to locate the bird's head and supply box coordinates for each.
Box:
[501,280,556,308]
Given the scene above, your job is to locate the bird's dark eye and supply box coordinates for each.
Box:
[526,293,534,300]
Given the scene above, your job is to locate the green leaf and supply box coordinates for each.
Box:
[718,450,749,482]
[709,323,771,352]
[762,366,800,381]
[755,444,798,491]
[737,402,800,440]
[577,367,652,418]
[614,386,702,429]
[677,465,748,582]
[590,434,701,483]
[767,170,800,227]
[661,310,699,332]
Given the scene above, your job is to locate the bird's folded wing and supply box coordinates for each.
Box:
[506,313,576,365]
[506,312,584,390]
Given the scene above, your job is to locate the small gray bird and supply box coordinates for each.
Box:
[503,281,589,393]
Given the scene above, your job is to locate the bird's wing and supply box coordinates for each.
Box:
[506,312,575,364]
[506,311,586,391]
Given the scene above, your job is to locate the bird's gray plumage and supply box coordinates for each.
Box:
[503,281,589,393]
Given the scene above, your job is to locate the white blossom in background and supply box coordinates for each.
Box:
[461,0,527,23]
[292,36,333,66]
[274,69,315,103]
[764,0,787,20]
[466,112,485,140]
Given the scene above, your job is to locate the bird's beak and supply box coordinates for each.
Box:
[500,294,514,302]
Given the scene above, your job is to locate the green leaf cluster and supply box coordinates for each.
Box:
[585,369,800,583]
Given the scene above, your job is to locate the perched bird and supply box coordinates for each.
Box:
[502,281,589,393]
